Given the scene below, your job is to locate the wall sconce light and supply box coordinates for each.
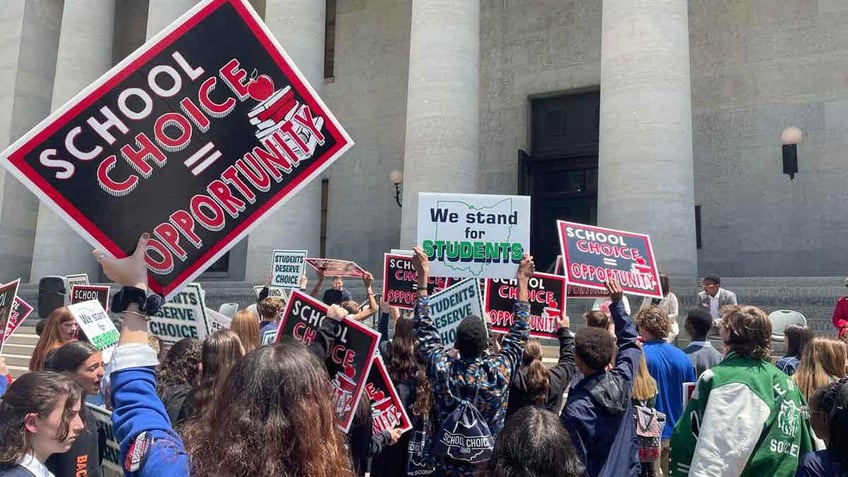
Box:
[390,170,403,207]
[781,127,802,180]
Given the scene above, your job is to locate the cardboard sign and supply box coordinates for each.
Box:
[70,285,111,310]
[428,278,485,345]
[66,273,90,289]
[417,193,531,279]
[68,300,119,350]
[270,249,307,289]
[3,297,33,353]
[483,272,566,339]
[0,0,353,298]
[382,253,452,310]
[0,281,21,354]
[365,355,412,434]
[206,308,232,332]
[276,290,379,432]
[305,258,366,278]
[86,404,123,477]
[557,221,661,299]
[149,283,208,344]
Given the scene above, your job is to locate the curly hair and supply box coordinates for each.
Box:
[156,338,202,395]
[183,338,353,476]
[257,297,285,320]
[635,306,672,339]
[720,305,771,361]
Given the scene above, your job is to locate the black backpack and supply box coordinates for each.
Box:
[431,366,494,464]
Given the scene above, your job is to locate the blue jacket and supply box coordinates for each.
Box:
[0,376,6,398]
[642,339,696,439]
[108,344,190,476]
[560,300,640,477]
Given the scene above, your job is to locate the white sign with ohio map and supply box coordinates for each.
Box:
[417,193,530,279]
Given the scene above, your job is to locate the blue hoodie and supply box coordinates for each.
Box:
[560,300,641,477]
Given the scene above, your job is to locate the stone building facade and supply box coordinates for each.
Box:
[1,0,846,290]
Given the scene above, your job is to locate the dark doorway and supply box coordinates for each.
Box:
[521,91,600,270]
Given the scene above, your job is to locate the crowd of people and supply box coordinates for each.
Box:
[0,235,846,476]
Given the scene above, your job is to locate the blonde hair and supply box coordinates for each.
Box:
[631,342,657,402]
[793,337,848,400]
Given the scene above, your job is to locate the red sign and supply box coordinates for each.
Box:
[0,281,22,353]
[554,255,610,299]
[70,285,111,311]
[382,253,451,310]
[483,272,566,339]
[365,355,412,434]
[0,0,352,298]
[557,221,662,299]
[305,258,366,278]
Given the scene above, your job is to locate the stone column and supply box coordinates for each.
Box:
[597,0,697,277]
[0,1,63,282]
[146,0,197,38]
[244,0,325,281]
[30,0,116,280]
[399,0,480,248]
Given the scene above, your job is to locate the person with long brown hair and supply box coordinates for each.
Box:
[0,372,85,476]
[96,233,353,476]
[506,313,574,419]
[183,331,244,423]
[156,338,201,428]
[229,310,260,353]
[793,337,847,401]
[776,324,814,376]
[28,307,79,371]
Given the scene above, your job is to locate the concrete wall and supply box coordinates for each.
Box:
[690,0,848,276]
[478,0,601,194]
[322,0,412,275]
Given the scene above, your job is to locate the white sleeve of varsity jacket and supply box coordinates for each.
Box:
[689,382,770,477]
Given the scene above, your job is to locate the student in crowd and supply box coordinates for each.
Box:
[478,406,585,477]
[184,331,244,422]
[230,310,260,354]
[631,342,660,477]
[776,324,814,376]
[793,337,847,402]
[372,311,419,477]
[96,233,353,476]
[506,312,574,419]
[831,277,848,340]
[411,247,531,476]
[42,341,104,477]
[311,271,353,306]
[28,307,79,371]
[257,296,286,345]
[0,359,7,398]
[682,308,724,378]
[636,306,696,475]
[561,279,641,477]
[639,273,680,342]
[797,379,848,477]
[155,338,201,428]
[0,372,85,476]
[696,274,738,321]
[339,272,378,322]
[669,305,813,476]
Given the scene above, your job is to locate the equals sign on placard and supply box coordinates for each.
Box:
[184,142,222,176]
[602,258,618,267]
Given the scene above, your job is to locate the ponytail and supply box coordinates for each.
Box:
[524,339,550,405]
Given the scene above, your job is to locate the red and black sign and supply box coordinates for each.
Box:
[305,258,366,278]
[554,255,609,299]
[276,290,379,432]
[557,221,662,299]
[0,280,21,353]
[70,285,111,310]
[365,355,412,434]
[381,253,451,310]
[0,0,352,298]
[483,272,566,339]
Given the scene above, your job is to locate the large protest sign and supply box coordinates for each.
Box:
[70,284,111,310]
[365,355,412,434]
[428,278,485,345]
[0,281,21,354]
[86,404,123,477]
[270,249,307,289]
[1,297,33,354]
[68,300,119,350]
[557,221,662,299]
[0,0,353,298]
[150,283,208,344]
[417,193,530,279]
[382,253,452,310]
[305,258,366,278]
[483,272,566,339]
[276,290,379,432]
[553,255,609,299]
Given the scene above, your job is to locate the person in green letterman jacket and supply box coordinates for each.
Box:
[669,305,813,477]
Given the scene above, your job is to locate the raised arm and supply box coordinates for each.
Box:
[351,272,378,321]
[606,279,641,383]
[550,313,575,382]
[410,247,447,369]
[495,256,533,372]
[309,270,325,299]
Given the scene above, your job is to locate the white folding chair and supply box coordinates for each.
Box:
[767,310,807,342]
[218,302,239,319]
